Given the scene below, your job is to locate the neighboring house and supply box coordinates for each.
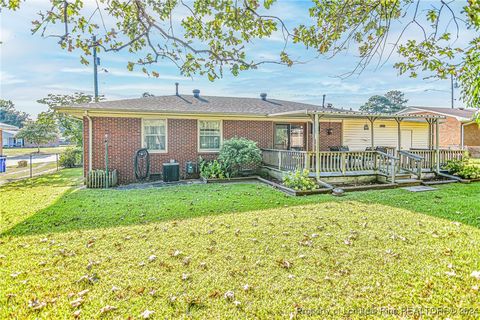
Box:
[398,106,479,151]
[57,90,458,185]
[0,122,24,147]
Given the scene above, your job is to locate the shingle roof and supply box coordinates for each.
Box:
[403,106,477,121]
[58,95,341,116]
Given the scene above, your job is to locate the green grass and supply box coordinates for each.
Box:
[1,169,480,318]
[2,146,68,157]
[0,162,59,184]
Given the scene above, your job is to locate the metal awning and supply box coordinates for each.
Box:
[268,109,445,120]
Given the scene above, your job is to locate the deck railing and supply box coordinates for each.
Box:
[398,150,423,178]
[261,148,466,177]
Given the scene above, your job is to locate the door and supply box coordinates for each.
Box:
[274,124,305,150]
[401,130,413,150]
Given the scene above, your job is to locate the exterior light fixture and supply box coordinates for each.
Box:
[364,124,369,130]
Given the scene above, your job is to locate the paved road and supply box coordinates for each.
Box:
[5,154,57,167]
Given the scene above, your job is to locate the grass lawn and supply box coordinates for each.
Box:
[0,162,59,185]
[2,146,68,157]
[1,169,480,318]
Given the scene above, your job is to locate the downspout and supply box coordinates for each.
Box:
[84,111,93,172]
[460,122,465,149]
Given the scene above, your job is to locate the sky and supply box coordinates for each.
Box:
[0,0,470,118]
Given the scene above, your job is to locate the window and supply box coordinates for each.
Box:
[199,120,222,151]
[274,123,304,150]
[143,119,167,152]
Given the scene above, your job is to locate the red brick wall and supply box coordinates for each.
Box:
[408,111,461,148]
[224,120,273,148]
[306,122,343,151]
[84,117,142,183]
[464,122,480,147]
[83,117,344,184]
[84,117,276,184]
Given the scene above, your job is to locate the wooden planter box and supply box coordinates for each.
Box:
[201,176,260,184]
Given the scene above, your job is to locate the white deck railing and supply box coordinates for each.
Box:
[261,148,465,176]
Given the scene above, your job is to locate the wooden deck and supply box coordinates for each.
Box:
[261,148,465,179]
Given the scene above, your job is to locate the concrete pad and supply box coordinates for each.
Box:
[402,186,437,192]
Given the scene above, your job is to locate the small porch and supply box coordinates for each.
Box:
[263,110,465,184]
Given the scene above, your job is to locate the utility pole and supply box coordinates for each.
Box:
[92,35,99,101]
[450,74,454,109]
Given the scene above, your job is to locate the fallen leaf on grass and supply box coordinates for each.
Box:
[73,310,81,318]
[78,289,89,297]
[278,259,293,269]
[28,299,46,310]
[224,291,235,300]
[148,255,157,262]
[471,271,480,280]
[100,305,117,314]
[141,309,155,318]
[171,250,182,257]
[70,298,83,308]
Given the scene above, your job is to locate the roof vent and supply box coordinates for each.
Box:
[175,82,179,95]
[326,103,333,108]
[458,107,464,110]
[260,93,267,101]
[193,89,200,98]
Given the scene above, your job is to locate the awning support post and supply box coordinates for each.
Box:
[435,119,440,173]
[313,113,320,181]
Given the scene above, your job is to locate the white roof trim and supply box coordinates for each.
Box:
[398,107,473,122]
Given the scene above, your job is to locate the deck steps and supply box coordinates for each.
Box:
[394,178,423,186]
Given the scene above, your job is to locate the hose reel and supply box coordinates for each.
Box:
[134,148,150,181]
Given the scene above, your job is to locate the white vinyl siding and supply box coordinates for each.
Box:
[342,119,429,151]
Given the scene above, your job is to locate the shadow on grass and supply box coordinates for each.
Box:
[2,178,480,238]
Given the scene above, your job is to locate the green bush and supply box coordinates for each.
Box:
[199,159,229,179]
[218,138,262,177]
[59,147,82,168]
[283,169,318,191]
[444,159,480,179]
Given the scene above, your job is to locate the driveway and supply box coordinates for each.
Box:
[6,154,57,167]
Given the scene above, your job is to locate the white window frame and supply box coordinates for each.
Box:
[198,119,223,152]
[141,118,168,153]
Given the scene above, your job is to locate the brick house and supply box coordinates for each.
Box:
[399,107,479,156]
[57,90,452,184]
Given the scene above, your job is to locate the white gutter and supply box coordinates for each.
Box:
[84,111,93,172]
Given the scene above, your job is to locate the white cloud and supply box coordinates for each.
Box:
[0,71,26,86]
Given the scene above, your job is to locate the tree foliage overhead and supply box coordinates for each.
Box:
[1,1,479,107]
[360,90,408,114]
[0,100,30,128]
[37,92,104,146]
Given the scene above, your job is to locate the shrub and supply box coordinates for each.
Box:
[218,138,262,177]
[199,159,229,179]
[444,159,480,179]
[283,169,318,191]
[443,159,464,175]
[457,165,480,179]
[59,147,82,168]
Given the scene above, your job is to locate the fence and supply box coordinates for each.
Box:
[0,152,60,185]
